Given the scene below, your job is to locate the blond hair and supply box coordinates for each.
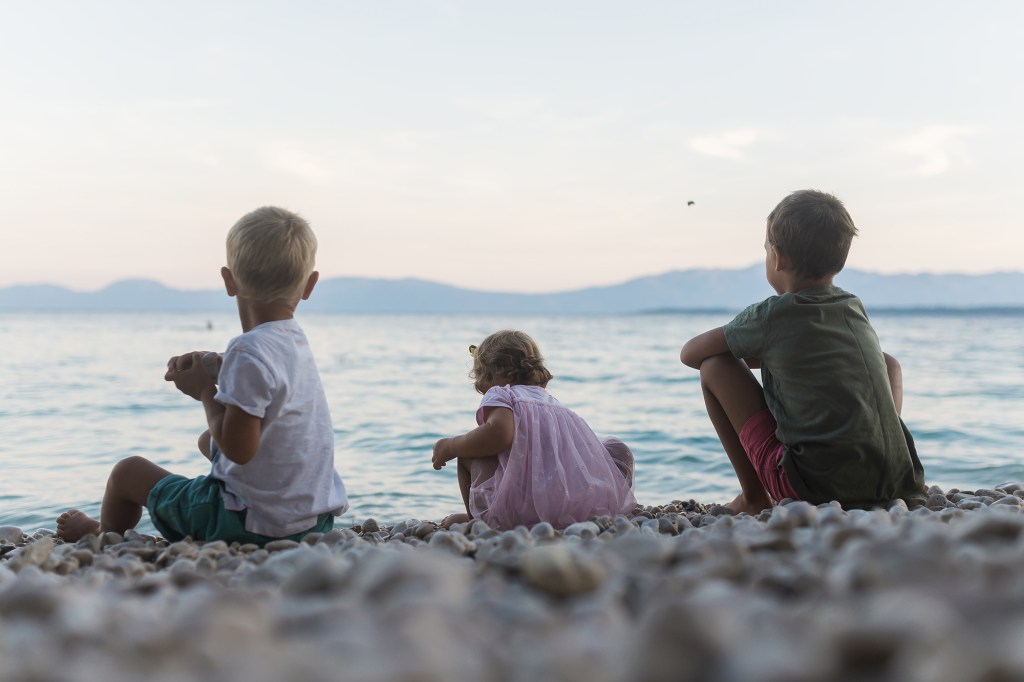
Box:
[226,206,317,302]
[471,330,553,393]
[767,190,858,279]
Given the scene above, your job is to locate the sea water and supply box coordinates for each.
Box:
[1,311,1022,532]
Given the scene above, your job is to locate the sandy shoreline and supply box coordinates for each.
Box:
[2,485,1024,681]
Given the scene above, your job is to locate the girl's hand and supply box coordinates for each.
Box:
[432,438,453,470]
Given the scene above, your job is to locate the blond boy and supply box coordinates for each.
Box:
[58,207,348,544]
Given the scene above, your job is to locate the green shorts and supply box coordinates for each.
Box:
[146,474,334,546]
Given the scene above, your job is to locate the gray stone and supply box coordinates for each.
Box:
[428,530,476,557]
[564,521,600,539]
[0,526,24,544]
[530,522,556,541]
[521,544,605,596]
[101,531,124,547]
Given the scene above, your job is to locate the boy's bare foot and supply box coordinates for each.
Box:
[440,512,471,529]
[724,493,772,516]
[56,510,101,542]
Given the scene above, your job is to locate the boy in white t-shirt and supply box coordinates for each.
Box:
[57,206,348,545]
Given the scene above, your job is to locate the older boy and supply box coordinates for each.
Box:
[57,206,348,544]
[681,190,925,514]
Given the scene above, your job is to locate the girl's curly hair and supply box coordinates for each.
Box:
[471,329,553,393]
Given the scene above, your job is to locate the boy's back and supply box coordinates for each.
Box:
[681,189,926,515]
[213,317,347,537]
[724,284,925,505]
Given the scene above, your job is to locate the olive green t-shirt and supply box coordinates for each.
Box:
[723,285,925,506]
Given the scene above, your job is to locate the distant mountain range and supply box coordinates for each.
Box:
[1,266,1022,314]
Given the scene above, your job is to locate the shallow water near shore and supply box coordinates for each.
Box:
[0,310,1022,532]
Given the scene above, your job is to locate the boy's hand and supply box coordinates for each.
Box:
[165,351,216,401]
[432,439,453,470]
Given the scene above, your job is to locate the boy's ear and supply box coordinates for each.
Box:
[300,271,319,300]
[221,267,239,297]
[771,245,790,272]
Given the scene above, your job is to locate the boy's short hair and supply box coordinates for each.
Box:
[226,206,317,302]
[767,190,858,279]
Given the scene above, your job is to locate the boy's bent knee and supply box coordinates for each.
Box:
[110,456,154,479]
[699,354,745,384]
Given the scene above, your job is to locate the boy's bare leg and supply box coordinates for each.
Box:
[198,430,213,461]
[883,353,903,415]
[441,458,473,528]
[57,456,173,542]
[700,354,773,515]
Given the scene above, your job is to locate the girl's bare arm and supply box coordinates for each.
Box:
[432,407,514,470]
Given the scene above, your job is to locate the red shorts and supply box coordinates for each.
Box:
[739,409,801,502]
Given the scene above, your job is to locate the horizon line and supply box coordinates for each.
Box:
[3,263,1024,297]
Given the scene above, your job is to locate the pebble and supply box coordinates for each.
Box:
[521,544,605,597]
[0,485,1021,681]
[0,526,24,544]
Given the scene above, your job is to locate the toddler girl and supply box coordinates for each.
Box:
[432,329,636,529]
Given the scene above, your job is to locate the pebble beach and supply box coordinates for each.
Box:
[3,485,1024,682]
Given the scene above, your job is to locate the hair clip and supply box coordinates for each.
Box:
[468,344,477,356]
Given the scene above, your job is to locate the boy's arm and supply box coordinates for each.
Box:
[432,407,514,470]
[199,387,261,465]
[167,352,261,465]
[680,327,732,369]
[883,352,904,415]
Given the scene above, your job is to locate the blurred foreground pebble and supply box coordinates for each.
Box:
[3,485,1024,681]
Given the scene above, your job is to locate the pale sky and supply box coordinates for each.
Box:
[1,1,1021,293]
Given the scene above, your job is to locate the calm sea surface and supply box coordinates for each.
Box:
[1,311,1022,533]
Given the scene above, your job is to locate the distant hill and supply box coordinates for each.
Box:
[1,266,1022,313]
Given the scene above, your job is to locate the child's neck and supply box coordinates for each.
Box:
[235,296,298,332]
[779,273,834,294]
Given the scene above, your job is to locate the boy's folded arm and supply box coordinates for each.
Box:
[680,327,733,369]
[201,389,261,465]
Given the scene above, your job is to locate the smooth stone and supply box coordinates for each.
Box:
[956,513,1024,543]
[657,517,678,536]
[466,519,493,539]
[992,496,1021,507]
[530,522,556,541]
[0,582,61,618]
[168,542,199,559]
[564,521,600,539]
[76,534,103,553]
[521,544,605,597]
[7,537,56,570]
[428,530,476,557]
[101,531,124,547]
[412,522,435,539]
[361,518,380,534]
[889,498,910,514]
[0,526,24,544]
[265,539,300,552]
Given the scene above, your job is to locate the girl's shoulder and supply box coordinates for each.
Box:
[479,384,556,407]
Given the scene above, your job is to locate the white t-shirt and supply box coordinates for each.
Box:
[212,318,348,536]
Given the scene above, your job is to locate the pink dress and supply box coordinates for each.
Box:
[468,384,636,530]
